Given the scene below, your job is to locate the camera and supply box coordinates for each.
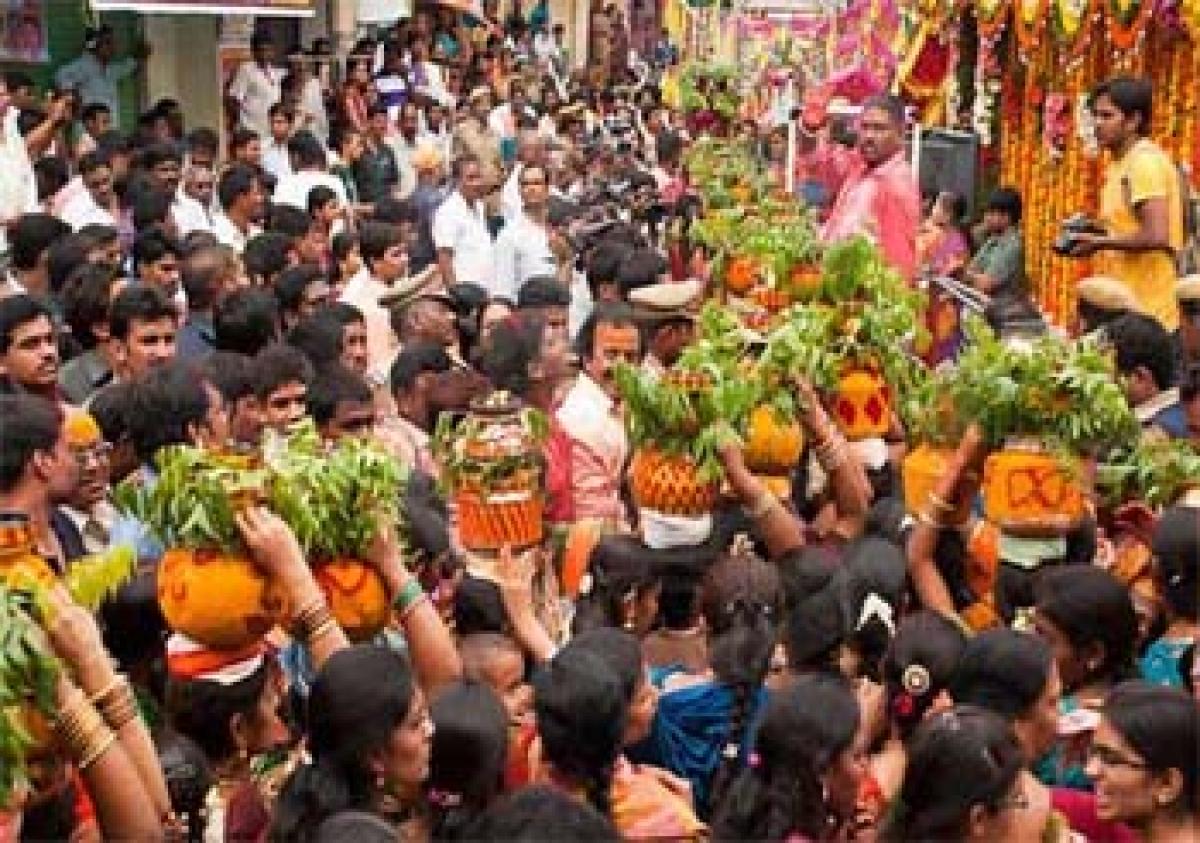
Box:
[1052,213,1106,256]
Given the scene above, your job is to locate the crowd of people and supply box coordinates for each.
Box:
[0,2,1198,842]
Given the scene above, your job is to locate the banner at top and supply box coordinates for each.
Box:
[91,0,314,15]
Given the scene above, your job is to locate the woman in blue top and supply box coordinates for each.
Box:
[1140,505,1198,690]
[1031,566,1141,790]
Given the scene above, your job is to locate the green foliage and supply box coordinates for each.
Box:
[432,403,549,494]
[63,544,136,611]
[0,586,59,807]
[115,421,409,560]
[265,423,408,559]
[614,360,760,483]
[946,317,1139,454]
[1096,437,1200,508]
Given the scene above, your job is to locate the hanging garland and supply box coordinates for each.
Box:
[1051,0,1097,66]
[1014,0,1049,57]
[1106,0,1156,49]
[976,0,1011,39]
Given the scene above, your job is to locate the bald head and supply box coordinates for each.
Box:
[182,244,242,312]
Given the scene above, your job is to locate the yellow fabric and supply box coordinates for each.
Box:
[1097,138,1183,330]
[64,409,102,447]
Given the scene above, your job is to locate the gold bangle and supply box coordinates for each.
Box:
[927,492,956,515]
[743,489,778,520]
[307,617,339,643]
[99,682,139,731]
[87,674,122,709]
[290,598,334,641]
[56,692,109,761]
[78,729,118,772]
[916,509,949,530]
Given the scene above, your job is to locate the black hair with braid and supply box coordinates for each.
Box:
[532,645,627,818]
[710,673,860,841]
[701,552,782,814]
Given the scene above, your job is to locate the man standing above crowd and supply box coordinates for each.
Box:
[822,94,920,280]
[1068,76,1184,331]
[55,26,147,129]
[228,32,282,141]
[494,162,558,299]
[433,156,494,289]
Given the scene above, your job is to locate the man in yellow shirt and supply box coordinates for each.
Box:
[1070,77,1183,330]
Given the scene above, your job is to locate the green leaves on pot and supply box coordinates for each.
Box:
[946,317,1139,454]
[1096,437,1200,508]
[0,586,59,807]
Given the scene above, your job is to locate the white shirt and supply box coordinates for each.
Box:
[339,266,396,385]
[272,169,347,211]
[501,163,523,223]
[296,76,329,145]
[228,61,283,138]
[432,190,494,288]
[54,53,137,126]
[60,191,116,231]
[260,139,293,183]
[0,108,36,238]
[385,133,421,200]
[172,189,215,237]
[212,213,261,253]
[492,212,556,300]
[411,61,453,108]
[488,103,517,141]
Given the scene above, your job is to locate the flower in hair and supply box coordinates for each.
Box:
[892,691,916,719]
[748,751,762,769]
[901,663,931,696]
[722,742,740,760]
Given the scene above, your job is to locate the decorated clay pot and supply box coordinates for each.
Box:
[982,442,1087,537]
[832,369,892,440]
[901,444,972,524]
[750,285,791,313]
[454,396,545,552]
[744,403,805,490]
[314,558,390,643]
[0,512,56,588]
[630,448,718,516]
[786,263,823,299]
[724,255,760,294]
[157,548,286,651]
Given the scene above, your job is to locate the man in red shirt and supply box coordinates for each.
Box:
[822,95,920,280]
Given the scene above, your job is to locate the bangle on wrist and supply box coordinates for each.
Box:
[290,597,335,643]
[391,577,425,616]
[926,492,956,515]
[742,489,778,520]
[399,593,430,623]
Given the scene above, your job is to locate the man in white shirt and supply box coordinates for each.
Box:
[227,33,282,140]
[260,103,295,184]
[500,130,547,223]
[386,102,423,200]
[54,26,145,128]
[272,130,347,211]
[285,48,329,146]
[60,151,117,231]
[0,78,37,245]
[339,220,409,385]
[173,165,217,237]
[432,156,494,289]
[493,163,558,300]
[213,164,265,253]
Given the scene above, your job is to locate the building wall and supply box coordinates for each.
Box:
[0,4,142,128]
[143,15,222,134]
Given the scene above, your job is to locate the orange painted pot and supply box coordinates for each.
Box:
[832,369,892,440]
[157,548,285,651]
[982,446,1087,537]
[314,558,390,643]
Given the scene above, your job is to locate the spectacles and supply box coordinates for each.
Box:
[71,442,112,464]
[1087,744,1149,770]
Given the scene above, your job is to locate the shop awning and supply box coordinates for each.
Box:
[90,0,314,15]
